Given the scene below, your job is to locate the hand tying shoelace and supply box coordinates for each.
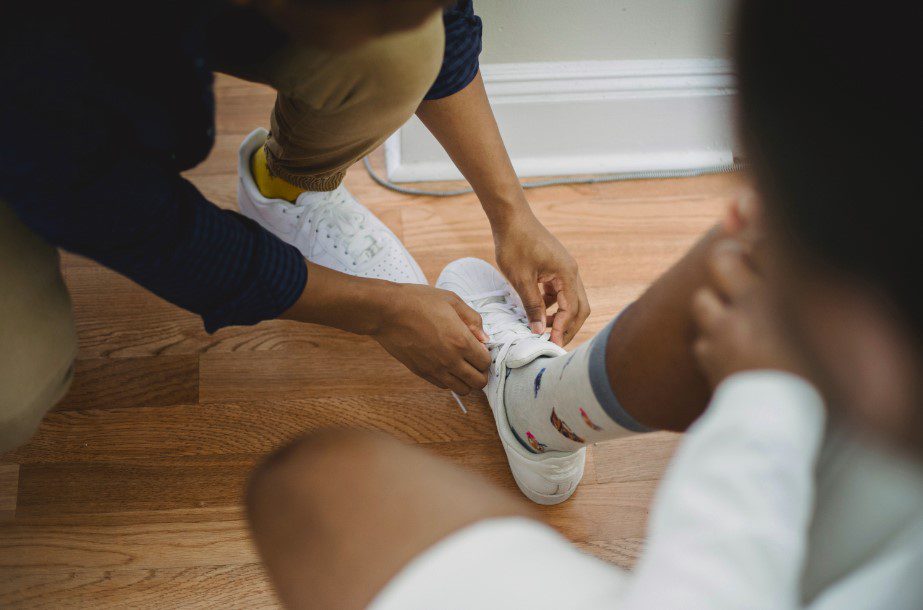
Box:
[465,289,535,349]
[451,289,549,414]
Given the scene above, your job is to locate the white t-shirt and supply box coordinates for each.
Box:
[371,371,923,609]
[623,370,923,609]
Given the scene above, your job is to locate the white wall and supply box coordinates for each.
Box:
[385,1,739,182]
[479,0,734,63]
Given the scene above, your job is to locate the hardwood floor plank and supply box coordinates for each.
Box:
[9,506,246,528]
[540,481,655,543]
[15,457,256,517]
[0,518,258,571]
[574,538,645,571]
[56,356,199,411]
[593,432,682,485]
[0,464,19,522]
[199,346,439,401]
[5,397,497,465]
[0,563,277,610]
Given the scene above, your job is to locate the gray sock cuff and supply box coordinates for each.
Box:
[587,313,652,433]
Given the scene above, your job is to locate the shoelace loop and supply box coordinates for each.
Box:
[464,289,532,349]
[302,189,383,266]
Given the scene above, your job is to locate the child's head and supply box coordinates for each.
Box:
[736,1,922,451]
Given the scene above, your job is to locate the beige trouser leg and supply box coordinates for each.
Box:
[0,200,77,452]
[221,10,445,191]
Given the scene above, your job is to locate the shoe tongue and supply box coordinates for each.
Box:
[504,336,567,369]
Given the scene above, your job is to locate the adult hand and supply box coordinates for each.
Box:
[281,262,491,394]
[373,283,491,394]
[414,74,589,346]
[493,210,589,346]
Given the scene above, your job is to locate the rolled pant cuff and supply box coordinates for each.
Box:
[264,145,346,192]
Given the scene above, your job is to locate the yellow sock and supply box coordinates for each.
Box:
[251,146,305,203]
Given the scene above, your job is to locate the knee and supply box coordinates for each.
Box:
[0,310,76,452]
[1,200,77,452]
[306,12,444,116]
[0,360,74,452]
[0,412,40,453]
[246,430,397,523]
[354,24,445,112]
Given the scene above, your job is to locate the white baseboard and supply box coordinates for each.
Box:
[385,59,738,183]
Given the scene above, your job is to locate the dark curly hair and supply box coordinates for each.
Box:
[736,1,922,343]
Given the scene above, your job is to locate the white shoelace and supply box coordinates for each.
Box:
[455,290,578,467]
[465,289,532,349]
[451,289,534,414]
[300,189,383,267]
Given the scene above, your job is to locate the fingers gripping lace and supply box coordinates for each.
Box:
[451,289,530,414]
[465,289,533,348]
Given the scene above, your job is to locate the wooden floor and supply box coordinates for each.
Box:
[0,75,743,608]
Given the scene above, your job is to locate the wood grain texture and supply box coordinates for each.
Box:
[0,74,741,607]
[0,464,18,522]
[56,356,199,411]
[0,564,275,610]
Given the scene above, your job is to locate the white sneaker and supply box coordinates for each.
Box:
[437,258,587,505]
[237,128,427,284]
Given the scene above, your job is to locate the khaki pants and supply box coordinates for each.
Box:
[0,13,444,450]
[0,199,77,452]
[219,10,444,191]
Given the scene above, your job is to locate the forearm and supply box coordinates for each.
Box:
[416,71,532,231]
[281,261,393,335]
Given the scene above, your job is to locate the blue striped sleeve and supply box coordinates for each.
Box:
[3,156,308,334]
[424,0,483,99]
[1,8,308,334]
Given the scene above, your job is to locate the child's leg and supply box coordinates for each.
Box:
[505,226,724,452]
[604,226,726,431]
[247,430,529,609]
[246,430,627,610]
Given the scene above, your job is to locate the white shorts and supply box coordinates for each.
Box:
[368,517,628,610]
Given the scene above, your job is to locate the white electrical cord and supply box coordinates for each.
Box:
[363,156,748,197]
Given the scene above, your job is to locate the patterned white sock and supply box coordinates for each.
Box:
[503,319,650,453]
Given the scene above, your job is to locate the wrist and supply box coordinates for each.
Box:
[485,194,536,235]
[354,280,396,336]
